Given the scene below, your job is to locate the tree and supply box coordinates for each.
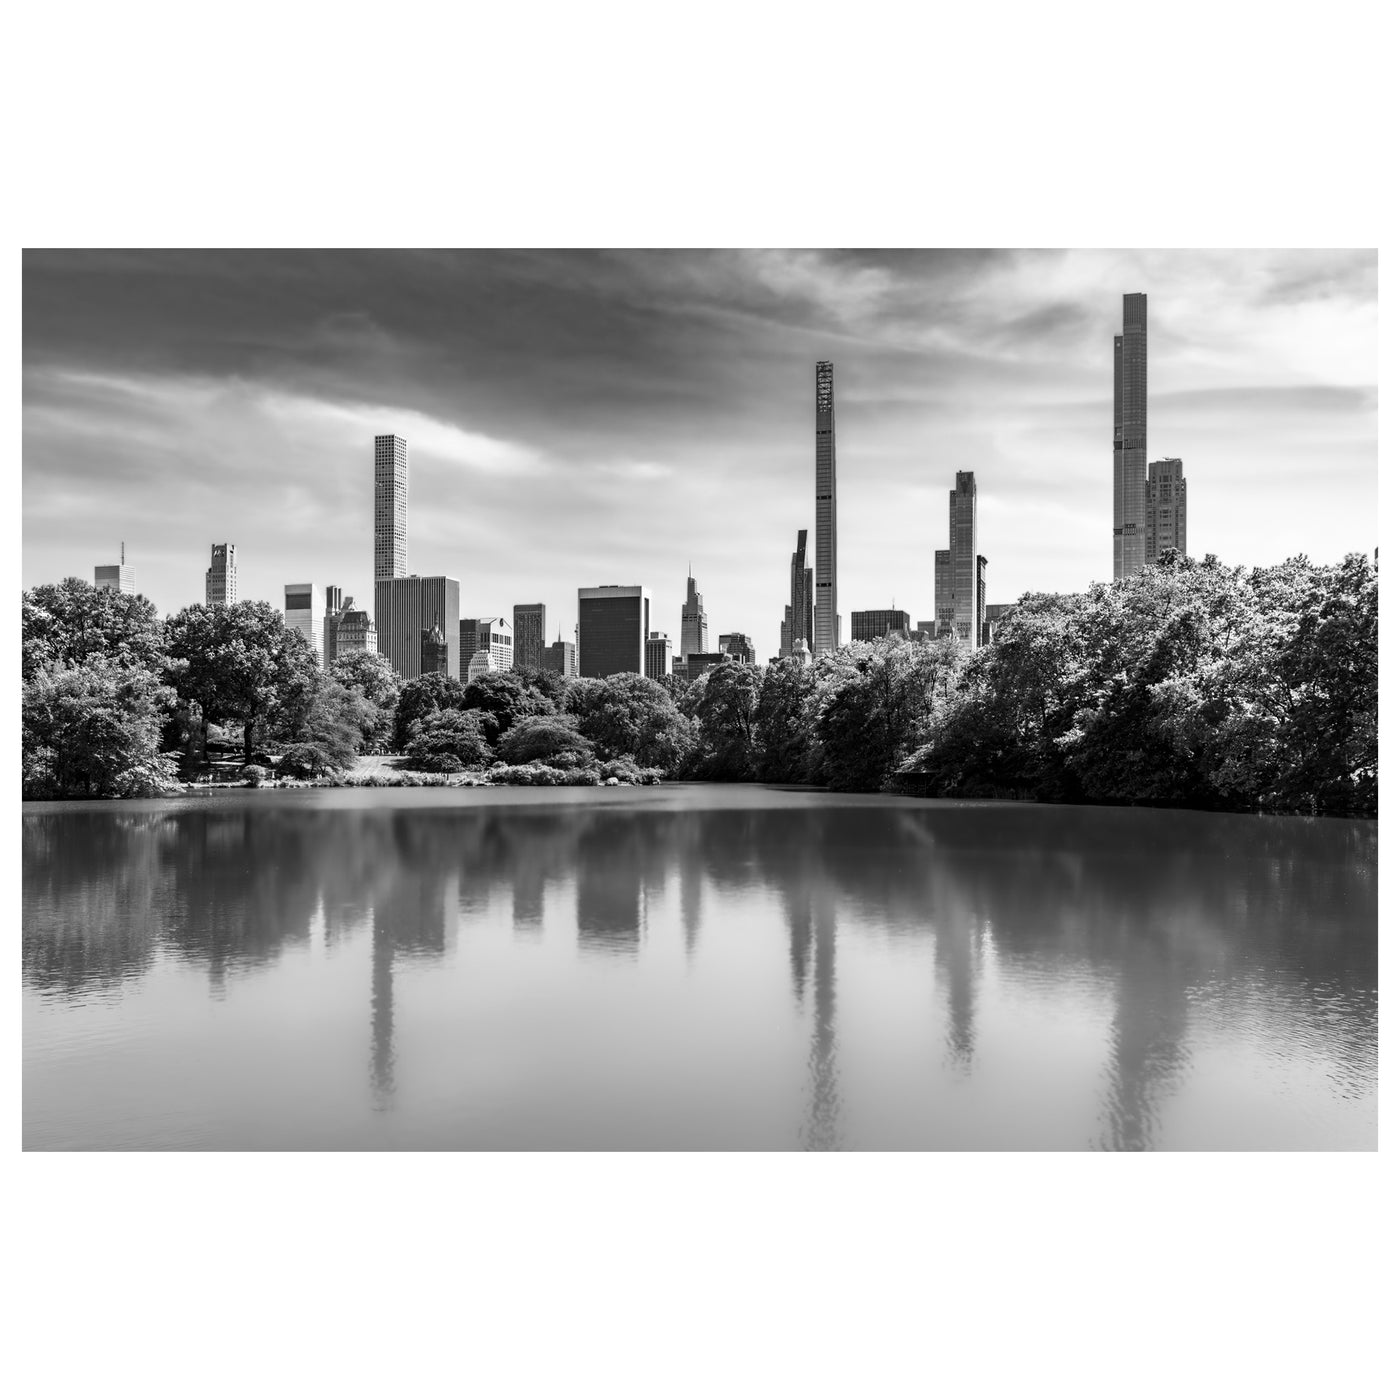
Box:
[23,661,180,799]
[164,601,321,764]
[688,658,761,780]
[404,709,494,771]
[753,656,819,783]
[460,670,555,741]
[567,672,694,774]
[330,651,402,747]
[496,714,595,768]
[23,578,165,683]
[391,672,465,752]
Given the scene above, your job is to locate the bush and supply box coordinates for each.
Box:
[404,709,493,771]
[413,751,465,774]
[598,757,664,785]
[241,764,272,787]
[279,743,341,778]
[496,715,594,768]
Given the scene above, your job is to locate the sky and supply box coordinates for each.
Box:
[21,249,1377,660]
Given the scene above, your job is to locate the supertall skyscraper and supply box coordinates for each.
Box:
[681,572,708,660]
[813,360,838,653]
[205,543,237,606]
[1113,293,1148,579]
[374,433,408,582]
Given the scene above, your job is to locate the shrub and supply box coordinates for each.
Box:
[279,743,341,778]
[496,715,595,767]
[241,764,272,787]
[404,709,493,770]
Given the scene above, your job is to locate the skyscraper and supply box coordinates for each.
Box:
[543,637,578,678]
[718,633,755,664]
[205,543,237,606]
[814,361,838,653]
[579,586,650,678]
[512,603,546,671]
[976,554,987,649]
[1113,293,1148,579]
[785,528,814,657]
[94,542,135,594]
[1146,458,1188,563]
[376,575,460,679]
[850,610,911,642]
[420,621,449,675]
[950,471,978,645]
[681,573,708,661]
[284,582,324,661]
[933,548,953,638]
[645,631,673,680]
[374,433,408,582]
[323,585,343,666]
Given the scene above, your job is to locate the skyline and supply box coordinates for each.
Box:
[22,250,1377,660]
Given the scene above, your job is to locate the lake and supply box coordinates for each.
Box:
[21,785,1377,1150]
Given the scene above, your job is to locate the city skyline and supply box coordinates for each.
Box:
[21,250,1377,660]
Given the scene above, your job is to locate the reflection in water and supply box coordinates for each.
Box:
[22,792,1378,1150]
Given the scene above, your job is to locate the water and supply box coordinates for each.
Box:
[22,785,1377,1150]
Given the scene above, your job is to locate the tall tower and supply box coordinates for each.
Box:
[374,434,408,582]
[205,543,237,606]
[949,472,978,645]
[788,528,814,656]
[814,360,838,653]
[1146,458,1188,563]
[681,572,708,660]
[512,603,546,671]
[1113,293,1148,579]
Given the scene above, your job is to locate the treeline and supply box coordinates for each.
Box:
[20,549,1377,814]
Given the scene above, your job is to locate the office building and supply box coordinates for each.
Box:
[783,528,814,657]
[850,610,911,643]
[679,652,727,684]
[326,596,376,661]
[421,622,449,676]
[512,603,546,671]
[579,585,650,678]
[646,631,673,680]
[718,633,755,664]
[94,543,135,594]
[375,575,460,680]
[976,555,987,649]
[681,573,708,659]
[814,360,839,653]
[460,616,513,675]
[323,586,343,666]
[205,543,238,607]
[374,434,409,582]
[1113,293,1148,579]
[543,637,578,678]
[283,582,324,661]
[466,649,500,682]
[949,472,978,645]
[932,549,954,638]
[1146,458,1188,564]
[983,602,1015,646]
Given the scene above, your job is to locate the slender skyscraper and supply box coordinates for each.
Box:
[949,471,978,645]
[205,543,237,606]
[374,433,408,582]
[1145,458,1188,563]
[681,572,708,661]
[814,361,838,653]
[785,528,814,657]
[1113,293,1148,579]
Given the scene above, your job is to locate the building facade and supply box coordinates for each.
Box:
[284,582,324,662]
[678,651,727,684]
[374,433,408,583]
[420,622,449,675]
[95,543,135,594]
[375,576,460,680]
[466,649,501,682]
[327,596,376,661]
[323,585,343,666]
[783,528,814,658]
[814,360,839,653]
[579,585,650,678]
[949,472,978,645]
[681,574,708,660]
[205,543,238,607]
[932,549,954,638]
[850,609,911,643]
[976,554,987,648]
[542,639,578,678]
[718,633,755,664]
[645,630,673,680]
[512,603,546,671]
[982,602,1015,646]
[459,617,513,675]
[1145,457,1188,563]
[1113,292,1149,579]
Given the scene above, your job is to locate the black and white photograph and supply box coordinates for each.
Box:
[10,5,1389,1396]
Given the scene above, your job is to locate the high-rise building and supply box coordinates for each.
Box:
[784,528,814,657]
[814,361,838,654]
[205,543,237,606]
[579,585,650,678]
[976,555,987,650]
[1146,458,1188,564]
[646,631,673,680]
[512,603,546,671]
[459,617,513,674]
[1113,293,1148,579]
[323,585,344,666]
[421,621,449,675]
[983,602,1015,646]
[850,610,911,642]
[949,471,978,645]
[374,434,409,583]
[466,649,501,682]
[679,652,727,684]
[718,633,755,664]
[933,548,954,638]
[543,637,578,678]
[376,575,460,680]
[94,543,135,594]
[681,573,708,659]
[284,582,324,661]
[326,596,376,661]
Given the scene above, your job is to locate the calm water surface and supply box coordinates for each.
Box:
[22,785,1377,1150]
